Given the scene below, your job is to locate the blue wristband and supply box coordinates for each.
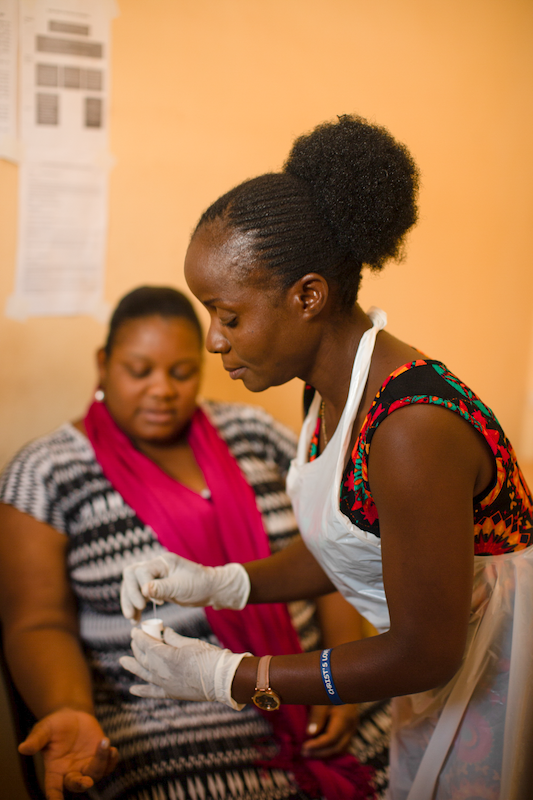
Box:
[319,648,343,705]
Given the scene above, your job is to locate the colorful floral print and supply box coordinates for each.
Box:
[311,360,532,555]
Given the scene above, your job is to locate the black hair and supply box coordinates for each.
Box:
[194,115,419,308]
[104,286,203,356]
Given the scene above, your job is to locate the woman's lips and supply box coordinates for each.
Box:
[140,409,175,423]
[227,367,246,380]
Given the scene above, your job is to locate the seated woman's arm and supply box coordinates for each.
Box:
[0,503,118,800]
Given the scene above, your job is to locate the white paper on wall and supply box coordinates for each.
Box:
[19,0,115,163]
[6,160,110,319]
[0,0,19,161]
[6,0,117,320]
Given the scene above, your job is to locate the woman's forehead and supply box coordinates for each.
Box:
[192,222,255,264]
[111,315,202,351]
[186,224,264,294]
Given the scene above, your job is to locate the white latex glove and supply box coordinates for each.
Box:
[120,553,251,622]
[119,627,251,710]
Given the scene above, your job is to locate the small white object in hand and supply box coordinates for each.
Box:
[120,627,251,709]
[120,553,251,622]
[141,618,164,640]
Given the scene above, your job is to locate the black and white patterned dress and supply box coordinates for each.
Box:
[0,401,390,800]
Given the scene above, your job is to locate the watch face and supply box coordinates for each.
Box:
[252,690,281,711]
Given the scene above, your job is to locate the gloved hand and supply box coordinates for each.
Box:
[119,627,251,710]
[120,553,251,622]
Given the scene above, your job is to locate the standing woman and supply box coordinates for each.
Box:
[120,116,533,800]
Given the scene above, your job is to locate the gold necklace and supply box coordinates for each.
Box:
[320,400,328,448]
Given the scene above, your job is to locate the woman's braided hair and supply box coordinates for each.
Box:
[194,115,420,309]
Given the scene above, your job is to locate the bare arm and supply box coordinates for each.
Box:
[245,535,337,603]
[232,404,485,705]
[0,504,95,716]
[0,503,117,798]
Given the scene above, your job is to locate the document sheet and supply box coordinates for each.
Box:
[6,0,117,320]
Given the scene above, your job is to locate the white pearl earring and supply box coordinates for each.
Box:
[95,389,105,402]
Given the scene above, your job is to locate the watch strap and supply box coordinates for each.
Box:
[255,655,273,691]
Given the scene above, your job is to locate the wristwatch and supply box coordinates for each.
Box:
[252,655,281,711]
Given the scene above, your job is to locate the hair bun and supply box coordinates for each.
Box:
[283,114,419,270]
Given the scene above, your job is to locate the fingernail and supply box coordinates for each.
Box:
[100,738,110,750]
[307,723,318,735]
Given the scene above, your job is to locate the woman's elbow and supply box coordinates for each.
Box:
[387,624,468,696]
[406,636,467,694]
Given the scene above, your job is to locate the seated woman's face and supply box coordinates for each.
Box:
[98,314,202,445]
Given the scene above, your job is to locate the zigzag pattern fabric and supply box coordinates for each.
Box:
[1,401,389,800]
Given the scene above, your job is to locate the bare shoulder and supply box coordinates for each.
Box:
[368,401,494,502]
[352,331,425,438]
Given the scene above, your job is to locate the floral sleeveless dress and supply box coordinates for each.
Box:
[296,312,533,800]
[308,358,532,556]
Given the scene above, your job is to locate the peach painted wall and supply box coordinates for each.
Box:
[1,1,532,795]
[1,0,533,471]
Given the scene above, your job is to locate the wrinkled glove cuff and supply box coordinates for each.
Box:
[212,563,251,611]
[214,651,252,710]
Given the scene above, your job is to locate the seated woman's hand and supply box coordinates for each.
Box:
[301,704,359,759]
[18,708,118,800]
[120,553,251,621]
[120,627,251,710]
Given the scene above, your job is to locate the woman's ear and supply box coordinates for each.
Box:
[288,273,329,319]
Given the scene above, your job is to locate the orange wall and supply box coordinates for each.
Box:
[1,0,533,469]
[1,2,532,795]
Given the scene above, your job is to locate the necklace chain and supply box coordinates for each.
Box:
[320,400,328,448]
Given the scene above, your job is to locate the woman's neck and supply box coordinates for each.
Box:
[136,434,208,493]
[306,304,372,424]
[134,433,188,461]
[75,413,206,492]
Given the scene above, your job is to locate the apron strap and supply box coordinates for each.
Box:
[405,576,502,799]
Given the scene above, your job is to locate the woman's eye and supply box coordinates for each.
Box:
[127,366,150,378]
[221,317,237,328]
[172,366,199,381]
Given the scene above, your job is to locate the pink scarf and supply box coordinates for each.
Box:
[85,400,374,800]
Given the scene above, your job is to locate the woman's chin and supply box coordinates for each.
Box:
[133,423,188,447]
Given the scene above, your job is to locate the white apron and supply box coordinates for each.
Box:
[286,307,533,800]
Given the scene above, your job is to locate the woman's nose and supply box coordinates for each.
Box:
[206,320,230,354]
[148,371,176,397]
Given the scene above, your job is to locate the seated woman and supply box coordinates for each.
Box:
[0,286,388,800]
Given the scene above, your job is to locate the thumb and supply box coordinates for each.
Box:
[162,627,188,647]
[306,705,329,737]
[18,720,50,755]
